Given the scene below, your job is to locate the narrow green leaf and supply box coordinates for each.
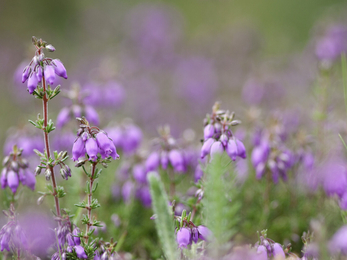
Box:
[148,173,178,260]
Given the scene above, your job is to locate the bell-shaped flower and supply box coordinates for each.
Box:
[210,141,224,159]
[72,137,85,161]
[27,73,38,94]
[74,245,88,259]
[200,138,214,159]
[44,65,56,85]
[23,169,36,190]
[22,66,30,83]
[273,243,285,259]
[146,151,160,171]
[52,59,68,79]
[72,228,81,245]
[1,169,7,189]
[176,227,191,248]
[0,232,10,252]
[56,108,70,128]
[85,106,99,126]
[197,225,212,241]
[7,170,19,193]
[204,124,214,140]
[133,164,147,184]
[66,233,75,247]
[256,245,268,260]
[85,138,98,162]
[169,149,185,172]
[96,132,112,154]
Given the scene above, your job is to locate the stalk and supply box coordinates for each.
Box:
[39,49,61,224]
[85,162,97,243]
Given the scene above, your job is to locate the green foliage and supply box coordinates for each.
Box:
[203,154,241,256]
[148,173,178,260]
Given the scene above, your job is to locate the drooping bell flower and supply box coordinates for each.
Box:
[176,228,191,248]
[74,245,88,259]
[44,65,56,85]
[52,59,68,79]
[85,138,98,162]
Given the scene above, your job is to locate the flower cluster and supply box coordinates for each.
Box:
[200,102,246,161]
[145,126,187,173]
[21,37,67,94]
[72,117,119,163]
[57,84,99,128]
[52,223,87,260]
[255,234,286,259]
[251,121,294,183]
[1,145,36,193]
[106,120,143,156]
[176,225,211,248]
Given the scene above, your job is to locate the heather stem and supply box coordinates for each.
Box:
[40,49,61,225]
[85,162,97,244]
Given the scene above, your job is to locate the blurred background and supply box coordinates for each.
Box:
[2,0,347,258]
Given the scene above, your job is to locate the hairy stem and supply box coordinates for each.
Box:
[40,49,61,224]
[85,162,97,244]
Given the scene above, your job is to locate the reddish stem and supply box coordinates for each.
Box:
[85,162,97,244]
[40,49,61,225]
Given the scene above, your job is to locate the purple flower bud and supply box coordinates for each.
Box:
[66,233,75,246]
[146,151,160,171]
[23,169,36,190]
[7,170,19,193]
[57,108,70,128]
[74,245,88,259]
[94,251,100,260]
[220,134,228,147]
[36,66,43,83]
[85,106,99,126]
[161,151,169,169]
[256,245,268,260]
[122,181,134,203]
[200,138,214,159]
[27,73,38,94]
[108,140,120,160]
[235,139,246,159]
[191,227,199,243]
[169,149,185,172]
[96,132,112,154]
[133,164,147,184]
[52,59,68,79]
[329,225,347,255]
[1,168,7,189]
[273,243,285,258]
[72,228,81,245]
[44,65,56,85]
[210,141,224,158]
[226,139,238,161]
[197,225,212,241]
[176,227,191,248]
[22,66,30,83]
[72,137,85,161]
[86,138,98,162]
[0,232,10,252]
[46,44,55,52]
[204,124,215,140]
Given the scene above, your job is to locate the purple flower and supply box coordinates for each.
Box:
[191,227,199,243]
[200,138,214,159]
[1,169,7,189]
[72,137,85,161]
[161,151,169,169]
[74,245,88,259]
[96,132,112,154]
[122,181,134,203]
[176,227,191,248]
[36,66,43,83]
[322,162,347,198]
[168,149,185,172]
[27,73,38,94]
[146,151,160,171]
[52,59,68,79]
[197,225,212,241]
[7,170,19,193]
[133,164,147,184]
[194,164,203,183]
[85,106,99,126]
[22,169,36,190]
[256,245,268,260]
[72,228,81,245]
[44,65,56,85]
[22,66,30,83]
[204,124,215,140]
[0,232,10,252]
[273,243,285,258]
[210,141,224,159]
[86,138,98,162]
[122,125,142,155]
[56,108,71,128]
[66,233,75,246]
[329,225,347,255]
[136,186,152,207]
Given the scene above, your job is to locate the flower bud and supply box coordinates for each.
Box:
[74,245,88,259]
[35,166,42,175]
[256,245,268,260]
[168,149,185,172]
[72,228,81,245]
[27,73,38,94]
[146,151,160,171]
[273,243,285,258]
[86,138,98,162]
[176,227,191,248]
[60,168,67,180]
[200,138,214,159]
[45,44,55,52]
[204,124,215,140]
[210,141,224,159]
[22,66,31,83]
[72,137,85,161]
[7,170,19,193]
[37,195,45,205]
[197,225,212,241]
[44,65,55,85]
[52,59,68,79]
[45,169,52,181]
